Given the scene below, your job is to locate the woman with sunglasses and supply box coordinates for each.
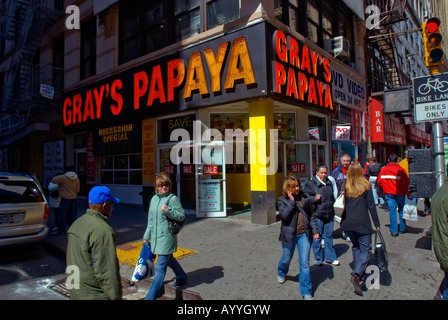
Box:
[143,173,188,300]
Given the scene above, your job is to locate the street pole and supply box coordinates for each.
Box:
[432,121,445,190]
[429,66,445,191]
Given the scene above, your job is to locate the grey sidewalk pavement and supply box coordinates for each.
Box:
[44,199,444,300]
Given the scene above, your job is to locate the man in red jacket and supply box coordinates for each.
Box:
[377,154,411,237]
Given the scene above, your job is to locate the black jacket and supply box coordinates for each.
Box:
[366,162,381,177]
[340,189,380,234]
[278,192,319,243]
[303,176,336,220]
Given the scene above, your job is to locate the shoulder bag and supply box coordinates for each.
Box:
[374,230,388,272]
[333,180,346,218]
[165,194,186,235]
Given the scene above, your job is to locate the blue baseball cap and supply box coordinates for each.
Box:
[89,186,120,204]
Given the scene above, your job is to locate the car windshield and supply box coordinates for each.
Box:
[0,181,44,203]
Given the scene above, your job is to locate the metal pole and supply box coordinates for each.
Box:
[432,121,445,190]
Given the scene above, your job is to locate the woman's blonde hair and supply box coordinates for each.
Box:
[345,163,371,198]
[282,174,302,197]
[154,172,172,192]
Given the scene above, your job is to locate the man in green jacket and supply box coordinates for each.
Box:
[431,179,448,300]
[66,186,122,300]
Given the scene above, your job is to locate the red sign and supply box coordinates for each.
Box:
[203,165,218,175]
[369,98,406,145]
[183,165,193,174]
[164,165,174,174]
[291,163,306,173]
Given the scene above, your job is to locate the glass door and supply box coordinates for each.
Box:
[158,145,196,211]
[283,142,312,183]
[196,141,226,218]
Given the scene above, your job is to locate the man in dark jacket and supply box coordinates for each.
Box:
[304,165,340,266]
[431,179,448,300]
[332,153,351,195]
[66,186,122,300]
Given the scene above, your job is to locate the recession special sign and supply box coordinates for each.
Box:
[62,22,269,133]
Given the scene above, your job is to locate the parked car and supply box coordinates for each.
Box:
[0,172,49,247]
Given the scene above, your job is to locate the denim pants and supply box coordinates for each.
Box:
[145,254,188,300]
[384,194,406,234]
[312,217,337,263]
[57,198,77,232]
[278,233,312,296]
[438,271,448,300]
[345,231,372,279]
[369,176,384,205]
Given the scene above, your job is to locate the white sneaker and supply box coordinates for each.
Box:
[277,275,285,284]
[302,294,313,300]
[326,260,340,266]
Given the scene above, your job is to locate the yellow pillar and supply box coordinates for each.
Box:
[249,99,277,225]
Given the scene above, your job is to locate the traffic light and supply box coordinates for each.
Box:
[422,17,444,73]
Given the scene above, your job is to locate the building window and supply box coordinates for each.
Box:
[207,0,240,29]
[100,154,142,185]
[119,0,166,64]
[175,0,200,41]
[80,17,96,80]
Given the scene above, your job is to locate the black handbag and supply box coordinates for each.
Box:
[374,230,388,271]
[165,195,186,235]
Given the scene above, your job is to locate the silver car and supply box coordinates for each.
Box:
[0,172,49,247]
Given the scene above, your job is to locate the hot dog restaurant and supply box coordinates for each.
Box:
[62,21,348,224]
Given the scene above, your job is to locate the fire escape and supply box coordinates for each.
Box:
[0,0,62,137]
[366,0,408,91]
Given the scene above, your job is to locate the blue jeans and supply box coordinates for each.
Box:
[312,217,337,263]
[57,198,77,232]
[369,177,384,205]
[145,254,188,300]
[438,271,448,300]
[345,231,372,279]
[385,194,406,234]
[278,233,312,296]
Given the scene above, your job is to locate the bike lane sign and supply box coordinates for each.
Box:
[413,73,448,122]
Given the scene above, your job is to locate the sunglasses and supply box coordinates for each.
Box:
[158,183,170,188]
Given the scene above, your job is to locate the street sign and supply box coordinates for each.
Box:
[413,72,448,122]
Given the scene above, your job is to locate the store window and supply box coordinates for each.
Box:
[308,115,327,141]
[274,113,296,141]
[100,154,142,185]
[210,113,249,173]
[207,0,240,29]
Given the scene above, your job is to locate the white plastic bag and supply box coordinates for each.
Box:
[403,199,418,221]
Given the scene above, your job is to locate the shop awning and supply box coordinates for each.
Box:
[406,125,431,146]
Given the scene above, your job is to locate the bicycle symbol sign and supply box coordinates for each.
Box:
[413,73,448,122]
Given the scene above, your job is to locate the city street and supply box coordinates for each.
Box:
[0,199,444,300]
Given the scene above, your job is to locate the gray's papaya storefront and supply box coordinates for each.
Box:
[62,20,334,224]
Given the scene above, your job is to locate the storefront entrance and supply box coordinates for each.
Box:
[157,141,226,217]
[283,141,327,183]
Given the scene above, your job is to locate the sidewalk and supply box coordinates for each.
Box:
[44,199,444,300]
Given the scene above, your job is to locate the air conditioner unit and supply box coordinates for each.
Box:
[324,36,350,59]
